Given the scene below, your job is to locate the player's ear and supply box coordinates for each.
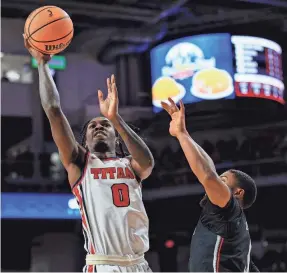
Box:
[234,188,244,199]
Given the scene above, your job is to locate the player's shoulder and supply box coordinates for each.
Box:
[67,144,89,187]
[205,195,242,218]
[121,156,142,183]
[118,155,133,166]
[202,196,244,237]
[124,155,132,161]
[70,143,88,165]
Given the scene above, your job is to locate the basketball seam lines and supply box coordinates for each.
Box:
[28,16,70,39]
[64,36,74,49]
[27,6,56,37]
[30,29,73,43]
[28,35,73,54]
[28,40,50,54]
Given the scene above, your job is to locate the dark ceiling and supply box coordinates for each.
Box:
[2,0,287,62]
[2,0,287,30]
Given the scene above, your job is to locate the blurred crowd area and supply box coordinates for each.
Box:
[2,123,287,192]
[253,247,287,272]
[146,125,287,188]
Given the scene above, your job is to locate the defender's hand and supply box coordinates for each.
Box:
[161,98,187,138]
[98,74,119,122]
[23,34,51,64]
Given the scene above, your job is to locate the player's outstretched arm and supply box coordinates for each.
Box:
[98,75,154,180]
[23,35,81,171]
[161,98,230,208]
[37,62,80,168]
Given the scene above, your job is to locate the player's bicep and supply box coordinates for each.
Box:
[46,106,79,169]
[202,174,231,208]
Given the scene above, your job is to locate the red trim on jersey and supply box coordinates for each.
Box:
[72,151,90,189]
[101,157,119,161]
[87,265,94,272]
[216,238,224,272]
[89,240,96,254]
[73,185,96,255]
[73,186,89,253]
[73,186,88,230]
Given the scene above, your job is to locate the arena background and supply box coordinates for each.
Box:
[1,0,287,271]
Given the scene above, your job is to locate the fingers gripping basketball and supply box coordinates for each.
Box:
[24,6,74,54]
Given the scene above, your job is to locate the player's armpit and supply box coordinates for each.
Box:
[202,173,231,208]
[130,157,153,181]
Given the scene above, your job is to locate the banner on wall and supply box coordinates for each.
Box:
[1,193,80,219]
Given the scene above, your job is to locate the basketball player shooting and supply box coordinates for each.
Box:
[23,35,154,272]
[161,98,260,272]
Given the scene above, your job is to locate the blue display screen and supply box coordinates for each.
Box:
[150,33,235,112]
[150,33,285,112]
[1,193,80,219]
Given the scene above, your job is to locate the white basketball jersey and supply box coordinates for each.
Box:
[72,152,150,258]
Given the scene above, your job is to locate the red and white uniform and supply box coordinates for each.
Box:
[72,152,151,272]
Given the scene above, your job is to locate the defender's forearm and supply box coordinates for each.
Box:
[111,114,154,169]
[38,62,61,111]
[177,131,217,183]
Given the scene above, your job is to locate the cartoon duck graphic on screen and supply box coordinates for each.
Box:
[162,42,215,80]
[152,42,209,107]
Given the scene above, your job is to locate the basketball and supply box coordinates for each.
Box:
[24,6,74,55]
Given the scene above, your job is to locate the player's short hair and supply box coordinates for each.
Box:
[229,169,257,209]
[79,118,140,157]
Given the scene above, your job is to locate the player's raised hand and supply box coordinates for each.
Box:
[161,98,187,137]
[23,34,51,64]
[98,74,119,122]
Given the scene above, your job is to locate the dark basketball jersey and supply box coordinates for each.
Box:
[189,195,252,272]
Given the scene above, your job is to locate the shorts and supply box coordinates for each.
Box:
[83,260,152,272]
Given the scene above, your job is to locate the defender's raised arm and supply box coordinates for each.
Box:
[161,98,230,207]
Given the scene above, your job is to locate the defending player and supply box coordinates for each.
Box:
[162,98,258,272]
[23,35,154,272]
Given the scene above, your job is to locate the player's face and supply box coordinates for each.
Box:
[85,117,116,152]
[220,171,244,201]
[200,171,244,207]
[219,171,237,189]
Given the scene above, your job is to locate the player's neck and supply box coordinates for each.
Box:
[92,151,117,159]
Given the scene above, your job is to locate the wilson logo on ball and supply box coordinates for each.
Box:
[45,43,67,51]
